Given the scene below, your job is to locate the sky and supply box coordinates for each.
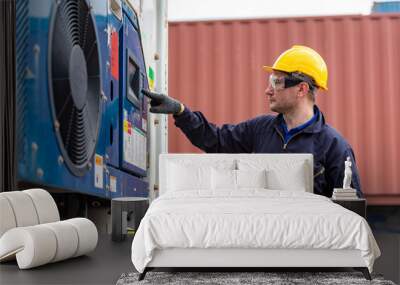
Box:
[168,0,378,21]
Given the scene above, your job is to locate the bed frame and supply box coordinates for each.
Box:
[139,248,370,280]
[138,154,371,281]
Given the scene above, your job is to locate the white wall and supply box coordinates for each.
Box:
[168,0,375,22]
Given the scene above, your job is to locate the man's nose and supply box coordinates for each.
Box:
[265,84,274,97]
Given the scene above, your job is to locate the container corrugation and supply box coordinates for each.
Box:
[168,14,400,204]
[372,1,400,13]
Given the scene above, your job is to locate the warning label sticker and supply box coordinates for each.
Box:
[94,154,103,189]
[123,124,147,170]
[110,175,117,193]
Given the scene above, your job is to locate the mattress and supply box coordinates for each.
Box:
[131,190,380,273]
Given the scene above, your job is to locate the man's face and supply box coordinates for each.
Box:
[265,71,299,113]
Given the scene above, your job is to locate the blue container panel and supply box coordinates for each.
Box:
[16,1,109,199]
[105,14,123,168]
[122,1,139,30]
[119,6,149,177]
[372,1,400,12]
[16,0,148,200]
[107,166,148,199]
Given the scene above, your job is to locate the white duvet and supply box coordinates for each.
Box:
[131,190,380,273]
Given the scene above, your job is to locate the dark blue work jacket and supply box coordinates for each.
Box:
[174,105,362,198]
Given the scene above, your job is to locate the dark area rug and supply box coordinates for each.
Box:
[116,271,396,285]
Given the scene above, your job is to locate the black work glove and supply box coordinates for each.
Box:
[142,90,185,115]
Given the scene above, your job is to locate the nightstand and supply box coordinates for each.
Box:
[331,198,366,218]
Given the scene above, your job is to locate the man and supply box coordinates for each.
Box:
[143,45,362,198]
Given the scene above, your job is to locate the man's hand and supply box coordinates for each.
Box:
[143,90,184,115]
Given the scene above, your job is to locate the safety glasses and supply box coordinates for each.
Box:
[269,73,315,91]
[268,74,286,90]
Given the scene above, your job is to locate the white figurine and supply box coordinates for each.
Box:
[342,156,352,189]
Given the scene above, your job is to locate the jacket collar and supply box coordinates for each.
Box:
[273,105,325,134]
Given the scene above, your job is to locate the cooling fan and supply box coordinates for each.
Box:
[48,0,102,177]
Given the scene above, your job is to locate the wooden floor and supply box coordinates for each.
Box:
[0,235,134,285]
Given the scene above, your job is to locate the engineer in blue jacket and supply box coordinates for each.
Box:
[143,45,362,198]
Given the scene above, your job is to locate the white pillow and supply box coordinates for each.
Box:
[167,162,212,191]
[211,168,237,190]
[237,159,308,191]
[266,165,307,191]
[236,169,267,189]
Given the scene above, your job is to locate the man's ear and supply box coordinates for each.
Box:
[297,82,310,98]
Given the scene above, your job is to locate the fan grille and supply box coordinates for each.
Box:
[49,0,101,177]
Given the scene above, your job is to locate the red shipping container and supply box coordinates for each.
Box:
[168,14,400,204]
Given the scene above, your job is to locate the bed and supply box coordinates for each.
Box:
[131,154,381,280]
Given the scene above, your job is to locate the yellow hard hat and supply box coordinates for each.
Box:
[263,45,328,90]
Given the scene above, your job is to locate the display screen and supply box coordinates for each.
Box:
[127,55,140,108]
